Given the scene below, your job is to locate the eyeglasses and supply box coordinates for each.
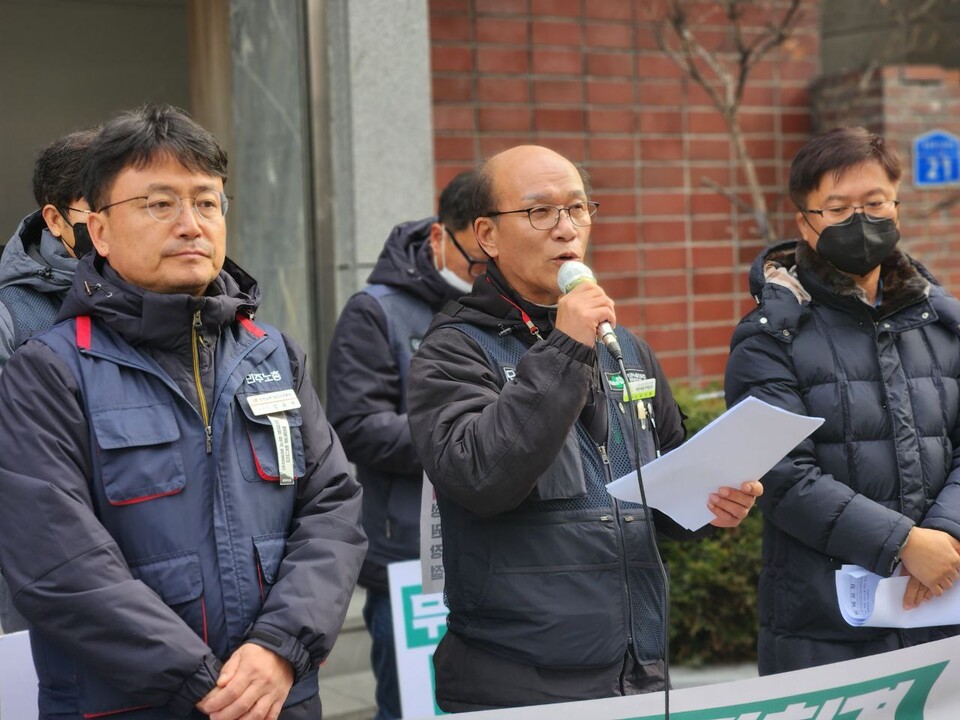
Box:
[803,200,900,226]
[64,206,90,216]
[97,190,229,223]
[445,227,488,278]
[487,201,599,231]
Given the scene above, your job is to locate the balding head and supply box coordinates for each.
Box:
[473,145,596,305]
[475,145,591,219]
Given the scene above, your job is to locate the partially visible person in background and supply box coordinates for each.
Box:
[0,127,97,635]
[325,170,484,720]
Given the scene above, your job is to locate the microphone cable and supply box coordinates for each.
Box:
[618,354,670,720]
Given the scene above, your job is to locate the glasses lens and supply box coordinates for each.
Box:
[568,202,598,228]
[195,190,226,220]
[145,191,180,222]
[864,201,897,222]
[527,206,559,230]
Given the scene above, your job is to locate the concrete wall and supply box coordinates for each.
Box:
[327,0,436,309]
[0,0,190,238]
[821,0,960,74]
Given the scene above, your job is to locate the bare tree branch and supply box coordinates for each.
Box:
[653,0,802,244]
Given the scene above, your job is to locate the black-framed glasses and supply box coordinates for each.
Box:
[487,201,599,231]
[445,227,488,278]
[97,190,229,223]
[803,200,900,226]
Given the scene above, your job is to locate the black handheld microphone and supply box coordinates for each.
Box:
[557,261,623,360]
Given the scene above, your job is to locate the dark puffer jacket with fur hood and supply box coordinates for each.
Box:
[725,240,960,675]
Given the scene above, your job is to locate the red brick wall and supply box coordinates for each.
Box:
[430,0,821,384]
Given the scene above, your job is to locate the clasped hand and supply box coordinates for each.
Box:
[196,643,294,720]
[900,527,960,610]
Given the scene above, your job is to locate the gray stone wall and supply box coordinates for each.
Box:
[229,0,315,357]
[326,0,436,309]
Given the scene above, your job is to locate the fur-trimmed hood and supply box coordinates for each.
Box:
[745,240,960,333]
[751,240,933,314]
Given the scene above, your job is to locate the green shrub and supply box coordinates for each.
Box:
[659,383,762,666]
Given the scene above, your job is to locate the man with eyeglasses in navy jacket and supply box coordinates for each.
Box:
[0,104,366,720]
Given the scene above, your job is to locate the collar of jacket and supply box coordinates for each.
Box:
[0,210,78,294]
[454,262,558,345]
[366,215,463,309]
[749,240,948,342]
[56,254,260,354]
[794,241,930,319]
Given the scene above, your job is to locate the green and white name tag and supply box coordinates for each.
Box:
[246,389,301,416]
[623,377,656,402]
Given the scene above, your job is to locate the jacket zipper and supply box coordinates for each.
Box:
[192,310,213,454]
[599,438,635,655]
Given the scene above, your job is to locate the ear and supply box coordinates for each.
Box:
[40,205,66,238]
[795,211,816,249]
[86,212,111,258]
[474,216,499,260]
[428,223,443,268]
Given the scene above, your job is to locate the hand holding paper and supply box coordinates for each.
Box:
[707,480,765,528]
[837,565,960,628]
[605,396,823,530]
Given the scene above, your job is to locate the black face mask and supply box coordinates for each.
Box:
[814,213,900,277]
[64,220,94,259]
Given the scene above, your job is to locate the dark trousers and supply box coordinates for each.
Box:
[363,589,401,720]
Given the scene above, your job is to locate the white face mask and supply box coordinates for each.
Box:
[437,225,474,294]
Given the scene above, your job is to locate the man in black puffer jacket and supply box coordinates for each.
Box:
[726,127,960,675]
[325,171,484,720]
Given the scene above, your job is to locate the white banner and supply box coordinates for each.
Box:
[0,630,37,719]
[389,559,449,718]
[416,636,960,719]
[388,558,960,719]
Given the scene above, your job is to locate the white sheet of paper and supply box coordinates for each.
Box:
[836,564,960,628]
[606,396,823,530]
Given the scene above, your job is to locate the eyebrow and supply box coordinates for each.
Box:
[144,182,220,194]
[821,188,888,204]
[521,189,587,202]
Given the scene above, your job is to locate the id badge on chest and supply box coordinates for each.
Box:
[247,389,301,485]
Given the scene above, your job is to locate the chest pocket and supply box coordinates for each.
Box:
[234,394,307,483]
[91,403,188,505]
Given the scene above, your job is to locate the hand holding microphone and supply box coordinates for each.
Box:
[556,261,622,360]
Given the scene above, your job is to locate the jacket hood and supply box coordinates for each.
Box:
[367,216,467,308]
[0,210,78,296]
[750,239,934,321]
[57,254,261,353]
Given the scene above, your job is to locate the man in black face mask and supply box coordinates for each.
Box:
[0,128,97,633]
[726,127,960,675]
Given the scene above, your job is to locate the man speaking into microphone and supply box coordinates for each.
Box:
[406,145,762,712]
